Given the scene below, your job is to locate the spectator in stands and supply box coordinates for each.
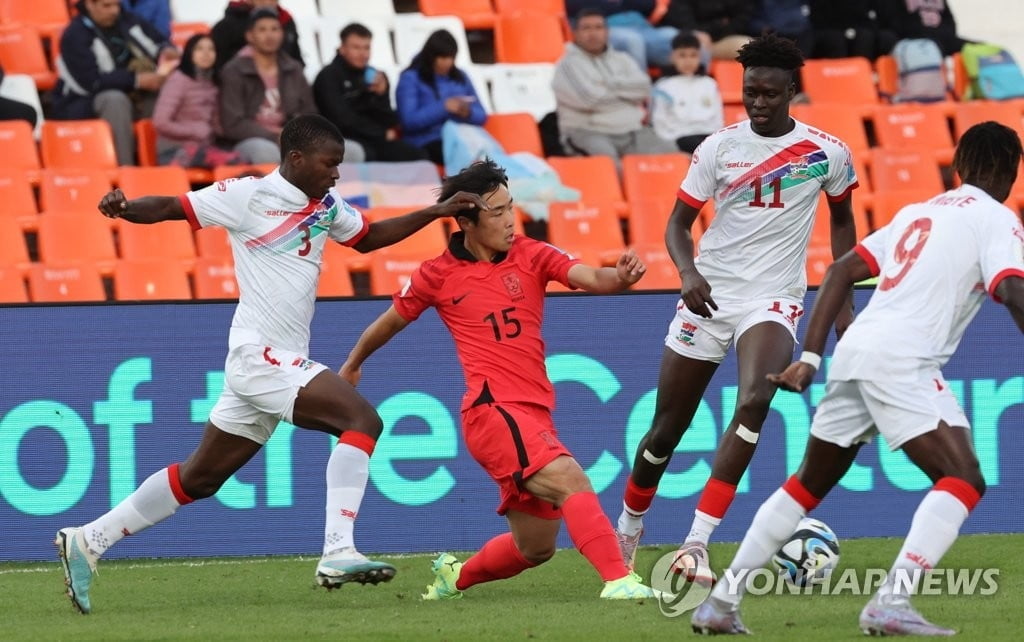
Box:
[396,30,486,165]
[315,23,427,163]
[212,0,303,71]
[883,0,966,57]
[749,0,814,58]
[153,34,245,168]
[658,0,756,62]
[650,33,723,154]
[552,9,675,171]
[565,0,680,71]
[52,0,179,166]
[0,63,38,127]
[123,0,172,39]
[809,0,898,60]
[219,8,331,164]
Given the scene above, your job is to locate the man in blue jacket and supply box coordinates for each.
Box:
[52,0,178,165]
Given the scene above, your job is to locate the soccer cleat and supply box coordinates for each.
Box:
[600,571,658,600]
[672,541,716,587]
[859,595,956,636]
[421,553,464,600]
[315,547,396,589]
[691,599,751,635]
[54,527,98,615]
[615,527,644,571]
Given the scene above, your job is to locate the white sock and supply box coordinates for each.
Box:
[686,510,721,546]
[711,487,805,608]
[876,489,970,603]
[323,443,369,556]
[617,502,645,537]
[82,467,186,558]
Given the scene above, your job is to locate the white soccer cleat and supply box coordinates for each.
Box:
[859,595,956,636]
[691,599,751,635]
[315,547,396,589]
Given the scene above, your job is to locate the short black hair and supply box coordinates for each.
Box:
[953,121,1023,194]
[736,32,805,74]
[246,7,279,31]
[438,159,508,223]
[671,32,701,51]
[575,7,605,24]
[340,22,372,43]
[280,114,345,161]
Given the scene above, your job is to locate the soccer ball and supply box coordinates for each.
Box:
[771,517,840,586]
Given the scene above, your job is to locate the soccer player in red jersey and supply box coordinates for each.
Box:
[341,159,656,600]
[692,123,1024,635]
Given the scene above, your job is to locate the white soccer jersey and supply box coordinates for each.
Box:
[182,170,369,354]
[832,184,1024,381]
[679,119,858,301]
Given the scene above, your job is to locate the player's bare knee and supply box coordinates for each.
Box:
[646,424,684,457]
[735,388,773,425]
[350,406,383,439]
[521,545,555,565]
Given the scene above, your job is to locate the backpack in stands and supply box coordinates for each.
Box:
[892,38,947,103]
[961,43,1024,100]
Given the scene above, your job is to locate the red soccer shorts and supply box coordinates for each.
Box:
[462,402,572,520]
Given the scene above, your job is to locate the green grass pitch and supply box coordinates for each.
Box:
[2,534,1020,640]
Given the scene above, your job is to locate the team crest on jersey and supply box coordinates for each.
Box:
[788,155,811,179]
[502,272,525,301]
[676,321,698,345]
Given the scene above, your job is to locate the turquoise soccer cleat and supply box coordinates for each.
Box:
[316,547,396,589]
[54,527,98,614]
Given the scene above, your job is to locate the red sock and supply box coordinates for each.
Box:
[562,492,629,581]
[455,532,535,591]
[782,475,822,512]
[695,478,737,520]
[623,478,657,515]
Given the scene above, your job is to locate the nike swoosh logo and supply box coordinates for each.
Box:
[452,294,468,304]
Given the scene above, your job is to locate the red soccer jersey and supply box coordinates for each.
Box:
[393,234,580,411]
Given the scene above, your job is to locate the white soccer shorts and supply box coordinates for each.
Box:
[664,296,805,362]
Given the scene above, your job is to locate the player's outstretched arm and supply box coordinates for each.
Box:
[339,306,411,387]
[98,188,186,224]
[351,191,488,253]
[996,275,1024,333]
[665,199,717,318]
[768,249,872,393]
[827,196,858,337]
[567,248,646,294]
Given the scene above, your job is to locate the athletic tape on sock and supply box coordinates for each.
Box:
[642,449,669,465]
[735,424,759,444]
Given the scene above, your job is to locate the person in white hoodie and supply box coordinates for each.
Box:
[552,8,675,171]
[651,32,724,153]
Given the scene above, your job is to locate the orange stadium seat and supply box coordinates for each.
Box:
[805,193,871,286]
[0,168,39,230]
[0,263,27,302]
[170,21,211,50]
[723,104,747,125]
[495,0,566,16]
[547,156,626,215]
[133,118,159,166]
[212,164,278,181]
[710,59,743,104]
[38,168,113,217]
[0,0,70,33]
[192,257,239,300]
[113,260,192,301]
[0,119,42,181]
[0,25,57,91]
[629,242,682,291]
[872,104,954,163]
[952,100,1024,142]
[874,54,899,100]
[0,217,30,273]
[627,198,706,249]
[790,104,870,154]
[318,243,356,297]
[495,13,565,63]
[36,212,118,275]
[118,220,197,270]
[547,202,624,264]
[118,166,191,199]
[352,207,447,271]
[869,188,936,229]
[419,0,496,30]
[801,58,878,111]
[621,153,690,211]
[484,113,543,156]
[194,226,233,261]
[867,149,944,194]
[368,251,425,296]
[28,262,106,302]
[41,120,118,172]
